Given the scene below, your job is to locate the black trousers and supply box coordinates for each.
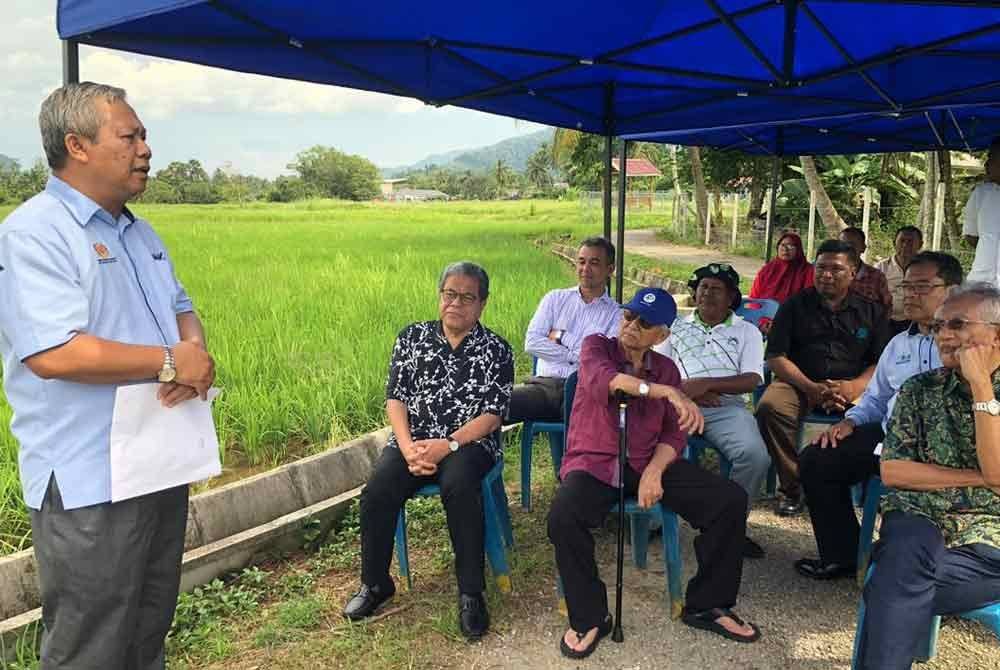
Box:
[30,476,188,670]
[547,459,748,634]
[360,444,494,594]
[799,423,883,565]
[506,376,565,423]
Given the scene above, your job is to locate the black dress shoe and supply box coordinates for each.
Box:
[459,592,490,640]
[776,497,806,516]
[342,581,395,620]
[794,558,856,580]
[743,536,765,559]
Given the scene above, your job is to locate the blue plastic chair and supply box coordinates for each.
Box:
[519,357,565,510]
[394,446,515,594]
[851,562,1000,668]
[736,297,779,331]
[851,476,1000,667]
[560,372,685,619]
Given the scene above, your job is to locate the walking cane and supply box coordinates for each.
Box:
[612,391,627,643]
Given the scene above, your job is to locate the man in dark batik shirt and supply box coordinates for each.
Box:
[342,261,514,641]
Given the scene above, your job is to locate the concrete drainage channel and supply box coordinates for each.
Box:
[0,427,391,656]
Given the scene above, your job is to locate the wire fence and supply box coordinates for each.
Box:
[579,188,976,271]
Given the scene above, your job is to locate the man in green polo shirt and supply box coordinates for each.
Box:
[855,282,1000,669]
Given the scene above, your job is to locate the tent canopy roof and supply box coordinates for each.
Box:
[58,0,1000,154]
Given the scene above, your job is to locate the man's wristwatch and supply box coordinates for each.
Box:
[973,398,1000,416]
[638,382,650,397]
[448,437,461,452]
[158,346,177,383]
[555,330,565,345]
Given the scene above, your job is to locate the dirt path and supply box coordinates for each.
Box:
[625,229,764,282]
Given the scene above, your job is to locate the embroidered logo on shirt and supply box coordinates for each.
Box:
[856,326,869,340]
[93,242,118,265]
[152,252,164,261]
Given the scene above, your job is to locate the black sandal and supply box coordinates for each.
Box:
[681,607,761,643]
[559,614,613,659]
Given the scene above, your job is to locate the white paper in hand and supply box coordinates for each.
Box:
[110,384,222,502]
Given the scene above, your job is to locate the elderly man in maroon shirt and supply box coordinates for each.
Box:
[548,288,761,659]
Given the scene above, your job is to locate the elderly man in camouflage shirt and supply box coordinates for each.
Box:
[855,283,1000,670]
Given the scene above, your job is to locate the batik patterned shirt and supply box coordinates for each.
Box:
[385,321,514,460]
[882,368,1000,550]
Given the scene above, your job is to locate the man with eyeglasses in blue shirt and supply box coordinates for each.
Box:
[796,251,963,580]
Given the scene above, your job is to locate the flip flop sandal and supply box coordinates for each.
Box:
[681,607,761,643]
[559,614,613,659]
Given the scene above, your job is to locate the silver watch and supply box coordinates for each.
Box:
[448,438,461,452]
[158,346,177,383]
[638,382,650,397]
[973,398,1000,416]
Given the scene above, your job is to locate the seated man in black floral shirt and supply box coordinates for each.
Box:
[342,261,514,640]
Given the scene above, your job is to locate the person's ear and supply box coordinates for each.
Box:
[651,327,669,347]
[64,132,90,165]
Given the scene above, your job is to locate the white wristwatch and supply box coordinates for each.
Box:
[448,438,461,452]
[973,399,1000,416]
[638,382,650,397]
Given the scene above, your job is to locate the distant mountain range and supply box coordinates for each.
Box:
[381,128,553,177]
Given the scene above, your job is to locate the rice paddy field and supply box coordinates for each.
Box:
[0,198,623,555]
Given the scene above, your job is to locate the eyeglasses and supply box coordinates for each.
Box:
[777,244,798,251]
[439,289,479,305]
[623,309,656,330]
[928,318,1000,334]
[900,281,947,295]
[814,265,849,277]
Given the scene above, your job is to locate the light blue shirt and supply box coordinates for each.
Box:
[846,324,940,436]
[524,287,621,378]
[0,176,194,510]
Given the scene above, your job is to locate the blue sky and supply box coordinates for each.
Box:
[1,1,545,178]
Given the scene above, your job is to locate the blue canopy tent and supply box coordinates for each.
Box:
[56,0,1000,295]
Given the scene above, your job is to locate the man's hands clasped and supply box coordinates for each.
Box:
[157,340,215,407]
[401,438,452,476]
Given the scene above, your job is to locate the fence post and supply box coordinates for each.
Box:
[681,191,688,237]
[704,196,712,245]
[731,193,739,249]
[807,189,817,260]
[861,187,872,263]
[764,187,773,251]
[671,189,678,230]
[932,182,945,251]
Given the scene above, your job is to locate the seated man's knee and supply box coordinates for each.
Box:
[877,513,944,569]
[547,489,582,543]
[718,480,749,515]
[799,445,820,480]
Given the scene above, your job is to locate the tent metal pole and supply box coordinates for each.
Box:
[604,135,613,242]
[765,155,780,262]
[62,40,79,85]
[615,140,628,303]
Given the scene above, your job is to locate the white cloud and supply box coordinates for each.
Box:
[82,51,425,121]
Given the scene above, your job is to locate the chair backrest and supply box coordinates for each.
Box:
[531,356,539,375]
[735,297,779,335]
[563,371,579,432]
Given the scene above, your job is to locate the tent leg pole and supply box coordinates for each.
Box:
[764,155,780,262]
[616,140,628,303]
[63,40,79,85]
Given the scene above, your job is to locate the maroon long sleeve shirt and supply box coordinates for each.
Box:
[560,334,686,487]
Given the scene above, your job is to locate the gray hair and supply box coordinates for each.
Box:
[438,261,490,300]
[941,281,1000,322]
[39,82,128,170]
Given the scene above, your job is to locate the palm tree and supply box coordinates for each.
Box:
[551,128,580,170]
[690,146,709,231]
[799,155,847,236]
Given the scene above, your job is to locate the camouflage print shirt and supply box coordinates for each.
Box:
[882,367,1000,550]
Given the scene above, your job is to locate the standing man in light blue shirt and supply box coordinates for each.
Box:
[0,83,215,669]
[795,252,963,581]
[507,237,621,423]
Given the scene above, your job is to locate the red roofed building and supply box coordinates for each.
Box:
[611,158,662,177]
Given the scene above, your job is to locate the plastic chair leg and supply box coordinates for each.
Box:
[482,483,512,593]
[520,424,534,510]
[660,511,684,619]
[856,479,882,586]
[394,508,412,590]
[630,512,650,569]
[490,475,514,548]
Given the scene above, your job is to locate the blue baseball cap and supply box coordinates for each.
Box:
[622,287,677,327]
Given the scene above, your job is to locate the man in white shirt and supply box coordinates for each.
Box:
[874,226,923,335]
[508,237,622,423]
[963,138,1000,286]
[795,252,963,580]
[656,263,770,558]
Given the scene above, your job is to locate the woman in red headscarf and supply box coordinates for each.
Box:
[749,232,814,303]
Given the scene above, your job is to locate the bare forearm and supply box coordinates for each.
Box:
[450,413,502,446]
[24,334,164,384]
[767,356,814,393]
[970,383,1000,486]
[646,441,679,474]
[696,373,761,395]
[386,399,414,447]
[881,460,985,490]
[177,311,207,349]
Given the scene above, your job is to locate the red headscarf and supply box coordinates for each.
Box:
[749,232,815,304]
